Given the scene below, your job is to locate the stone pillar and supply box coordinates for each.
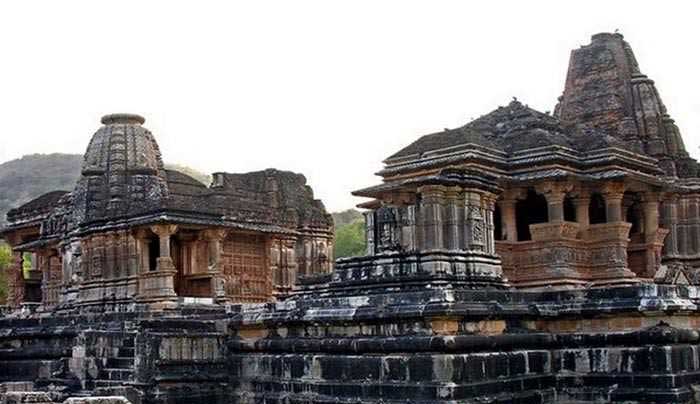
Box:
[574,195,591,233]
[201,229,229,303]
[37,251,49,307]
[499,189,524,242]
[399,206,418,252]
[153,225,177,266]
[419,185,446,250]
[132,229,150,274]
[639,192,668,278]
[602,182,626,223]
[444,186,462,250]
[661,195,680,257]
[498,199,518,242]
[137,224,178,308]
[283,238,298,289]
[483,194,498,254]
[536,182,572,223]
[364,211,375,255]
[127,233,138,278]
[642,193,660,242]
[6,250,25,308]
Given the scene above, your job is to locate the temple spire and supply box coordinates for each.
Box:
[556,33,696,177]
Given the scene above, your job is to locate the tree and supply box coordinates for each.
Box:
[332,209,364,227]
[334,220,366,259]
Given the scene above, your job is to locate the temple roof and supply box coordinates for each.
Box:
[165,168,332,230]
[72,113,169,225]
[387,100,630,163]
[6,190,69,225]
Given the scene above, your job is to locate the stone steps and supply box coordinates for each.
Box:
[98,368,134,381]
[105,357,134,368]
[93,334,137,388]
[93,380,127,388]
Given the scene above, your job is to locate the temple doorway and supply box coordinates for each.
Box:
[515,189,548,241]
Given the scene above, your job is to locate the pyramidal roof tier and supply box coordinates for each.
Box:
[387,99,631,162]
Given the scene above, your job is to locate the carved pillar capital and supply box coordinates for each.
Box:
[536,181,573,222]
[601,182,626,222]
[601,182,626,199]
[443,186,462,200]
[535,181,573,204]
[500,188,526,203]
[150,224,178,238]
[418,185,447,203]
[149,224,178,278]
[660,192,680,204]
[640,191,661,204]
[200,228,228,241]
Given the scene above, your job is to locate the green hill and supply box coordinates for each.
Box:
[0,154,83,227]
[332,209,366,258]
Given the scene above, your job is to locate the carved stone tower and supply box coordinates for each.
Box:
[555,32,695,178]
[72,113,170,225]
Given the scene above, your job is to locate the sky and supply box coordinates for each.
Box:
[1,1,699,212]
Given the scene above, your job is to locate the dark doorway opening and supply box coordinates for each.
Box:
[494,204,503,241]
[589,193,607,224]
[515,190,548,241]
[148,237,160,271]
[564,196,576,222]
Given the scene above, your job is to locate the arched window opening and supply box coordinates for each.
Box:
[515,189,548,241]
[494,204,503,241]
[564,196,576,222]
[589,193,607,224]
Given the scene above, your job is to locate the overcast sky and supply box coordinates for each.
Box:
[1,1,698,212]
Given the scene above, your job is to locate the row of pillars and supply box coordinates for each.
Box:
[498,182,660,242]
[134,224,229,305]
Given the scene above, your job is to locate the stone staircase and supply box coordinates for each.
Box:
[92,334,136,389]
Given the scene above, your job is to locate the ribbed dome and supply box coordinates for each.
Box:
[73,114,169,224]
[82,114,163,175]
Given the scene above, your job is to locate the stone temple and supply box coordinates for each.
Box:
[2,113,334,311]
[2,33,700,404]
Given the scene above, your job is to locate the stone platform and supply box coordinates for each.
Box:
[1,284,700,403]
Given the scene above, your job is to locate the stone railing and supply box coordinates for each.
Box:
[498,221,636,288]
[530,221,580,241]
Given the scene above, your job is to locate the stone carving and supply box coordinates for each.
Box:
[467,205,485,248]
[374,206,401,253]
